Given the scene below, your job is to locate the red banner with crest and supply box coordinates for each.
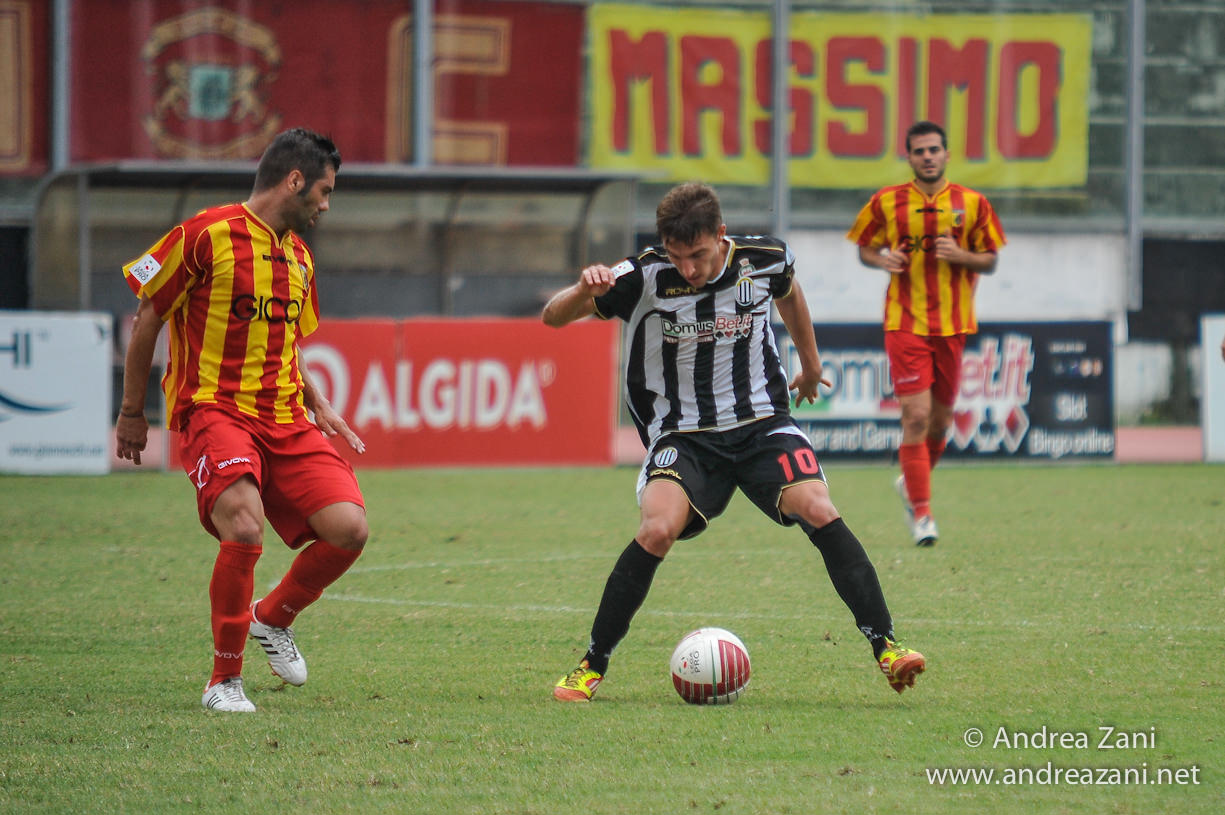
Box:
[70,0,582,165]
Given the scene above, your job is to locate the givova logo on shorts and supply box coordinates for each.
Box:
[193,454,252,488]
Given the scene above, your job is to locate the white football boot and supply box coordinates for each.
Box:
[249,602,308,686]
[894,475,915,529]
[912,515,939,547]
[202,677,256,712]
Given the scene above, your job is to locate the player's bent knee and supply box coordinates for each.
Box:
[333,513,369,552]
[635,522,677,557]
[344,521,369,551]
[797,506,839,529]
[901,413,930,437]
[309,502,368,551]
[213,508,264,546]
[782,494,840,530]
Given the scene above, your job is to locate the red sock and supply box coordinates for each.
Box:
[926,435,947,469]
[898,442,932,518]
[209,540,262,687]
[255,540,361,628]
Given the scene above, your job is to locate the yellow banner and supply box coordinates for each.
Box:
[588,5,1090,189]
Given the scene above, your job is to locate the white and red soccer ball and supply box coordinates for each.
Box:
[669,627,751,704]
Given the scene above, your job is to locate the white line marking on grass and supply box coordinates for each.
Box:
[344,553,613,574]
[322,592,1224,633]
[327,593,812,620]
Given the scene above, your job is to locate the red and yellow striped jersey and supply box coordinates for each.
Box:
[122,203,321,430]
[847,180,1006,336]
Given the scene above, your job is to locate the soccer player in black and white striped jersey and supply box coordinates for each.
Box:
[545,182,926,701]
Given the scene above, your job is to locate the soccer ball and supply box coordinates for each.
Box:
[669,627,751,704]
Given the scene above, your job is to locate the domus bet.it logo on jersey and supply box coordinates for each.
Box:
[660,314,755,343]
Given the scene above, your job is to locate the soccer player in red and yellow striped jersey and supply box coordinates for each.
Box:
[115,129,369,712]
[847,121,1006,546]
[125,200,322,430]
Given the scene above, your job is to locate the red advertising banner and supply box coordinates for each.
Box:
[299,318,619,467]
[0,0,49,176]
[70,0,582,165]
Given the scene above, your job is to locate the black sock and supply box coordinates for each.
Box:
[807,518,895,659]
[583,540,663,674]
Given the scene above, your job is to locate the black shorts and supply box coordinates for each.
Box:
[636,415,827,540]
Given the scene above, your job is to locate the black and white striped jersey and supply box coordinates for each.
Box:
[593,235,796,447]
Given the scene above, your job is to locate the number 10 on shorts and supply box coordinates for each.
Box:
[777,449,820,482]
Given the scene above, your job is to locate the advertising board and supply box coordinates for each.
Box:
[780,321,1113,459]
[300,318,619,467]
[0,310,112,474]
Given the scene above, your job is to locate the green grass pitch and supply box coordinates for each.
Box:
[1,463,1222,814]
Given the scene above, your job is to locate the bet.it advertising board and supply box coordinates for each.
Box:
[299,318,618,467]
[778,321,1113,460]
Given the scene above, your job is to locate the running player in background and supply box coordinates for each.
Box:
[543,181,925,702]
[115,128,369,712]
[847,121,1006,547]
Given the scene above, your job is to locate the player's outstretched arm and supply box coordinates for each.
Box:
[301,358,366,454]
[542,264,617,327]
[116,296,163,465]
[775,282,832,406]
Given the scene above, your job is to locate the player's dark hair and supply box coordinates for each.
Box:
[905,120,947,152]
[656,182,723,245]
[252,128,341,194]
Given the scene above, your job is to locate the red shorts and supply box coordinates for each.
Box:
[884,330,967,405]
[179,405,364,548]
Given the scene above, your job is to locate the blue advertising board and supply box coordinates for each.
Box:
[778,321,1114,460]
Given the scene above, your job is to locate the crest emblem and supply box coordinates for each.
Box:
[735,258,758,308]
[736,276,756,308]
[296,261,311,296]
[653,447,678,467]
[142,8,282,158]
